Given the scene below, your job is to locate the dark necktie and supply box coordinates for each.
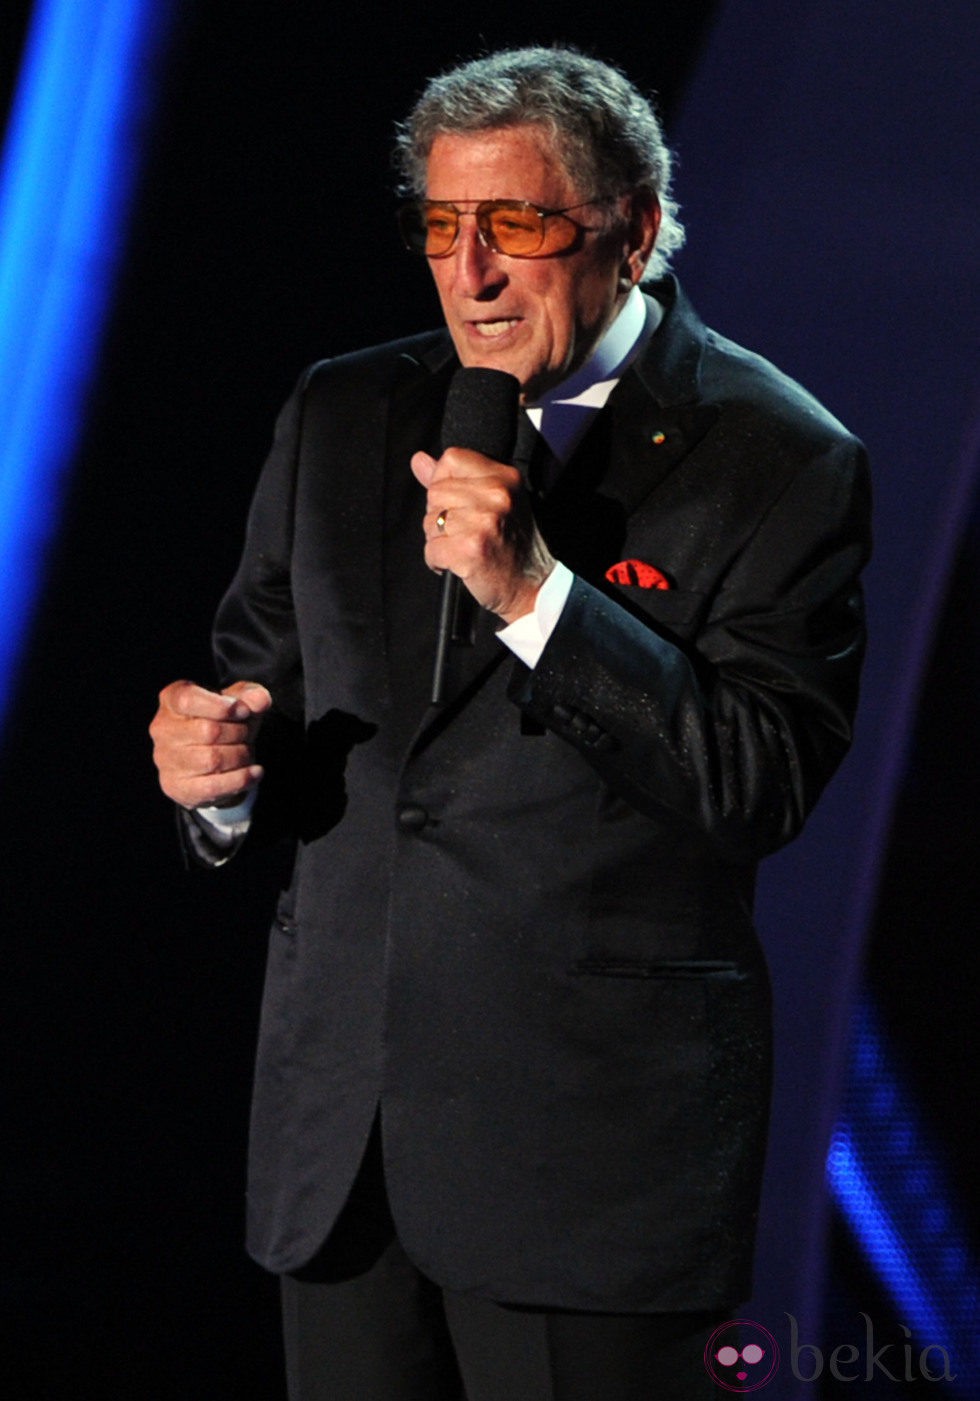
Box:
[513,410,557,499]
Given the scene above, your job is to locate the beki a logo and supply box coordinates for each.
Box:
[704,1319,780,1392]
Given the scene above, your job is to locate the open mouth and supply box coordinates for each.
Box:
[469,318,522,339]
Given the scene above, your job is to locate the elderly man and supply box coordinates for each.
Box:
[150,46,869,1401]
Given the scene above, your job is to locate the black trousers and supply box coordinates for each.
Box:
[278,1122,725,1401]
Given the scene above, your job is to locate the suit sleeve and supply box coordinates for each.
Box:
[509,435,871,862]
[176,369,314,866]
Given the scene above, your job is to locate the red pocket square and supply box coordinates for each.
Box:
[605,559,671,590]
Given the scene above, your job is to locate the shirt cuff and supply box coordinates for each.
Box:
[194,788,258,846]
[496,561,574,669]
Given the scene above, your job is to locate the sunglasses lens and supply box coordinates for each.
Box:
[398,201,585,257]
[535,216,581,255]
[422,205,459,255]
[484,203,544,255]
[398,203,458,256]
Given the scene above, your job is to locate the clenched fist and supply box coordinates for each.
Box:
[149,679,272,809]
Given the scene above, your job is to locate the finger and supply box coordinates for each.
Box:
[166,764,265,810]
[415,447,502,488]
[155,736,260,785]
[423,529,483,579]
[424,477,516,529]
[431,445,486,478]
[178,717,255,748]
[423,495,518,550]
[434,448,521,485]
[423,505,481,549]
[161,680,252,722]
[423,506,456,542]
[149,707,251,748]
[151,732,254,782]
[177,742,258,777]
[422,487,467,533]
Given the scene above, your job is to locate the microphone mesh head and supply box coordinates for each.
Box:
[441,367,520,462]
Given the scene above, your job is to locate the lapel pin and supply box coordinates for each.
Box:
[651,431,666,445]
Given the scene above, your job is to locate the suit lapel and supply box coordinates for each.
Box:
[380,341,452,743]
[596,280,718,517]
[597,374,721,518]
[533,282,718,584]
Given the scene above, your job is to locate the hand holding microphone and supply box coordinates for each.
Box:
[411,368,555,700]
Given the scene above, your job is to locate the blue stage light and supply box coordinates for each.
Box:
[0,0,173,728]
[827,997,978,1389]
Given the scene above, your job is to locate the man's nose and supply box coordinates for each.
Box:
[451,217,505,298]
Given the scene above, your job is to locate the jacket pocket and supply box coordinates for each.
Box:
[570,957,745,981]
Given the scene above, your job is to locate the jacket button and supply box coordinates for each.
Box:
[397,803,429,832]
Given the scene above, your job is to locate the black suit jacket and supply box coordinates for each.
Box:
[202,278,870,1311]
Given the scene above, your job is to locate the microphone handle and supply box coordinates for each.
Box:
[431,572,459,705]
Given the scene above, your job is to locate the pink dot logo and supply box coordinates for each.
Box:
[704,1319,780,1392]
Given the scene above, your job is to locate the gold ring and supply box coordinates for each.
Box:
[436,511,448,533]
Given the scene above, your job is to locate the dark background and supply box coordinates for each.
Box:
[1,3,976,1396]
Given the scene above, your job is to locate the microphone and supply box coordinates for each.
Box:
[431,367,520,705]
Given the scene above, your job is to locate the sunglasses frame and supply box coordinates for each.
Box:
[397,197,613,259]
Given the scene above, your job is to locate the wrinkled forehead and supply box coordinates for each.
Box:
[423,123,587,204]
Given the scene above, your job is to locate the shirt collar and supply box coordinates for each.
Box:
[524,285,662,461]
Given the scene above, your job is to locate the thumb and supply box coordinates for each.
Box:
[411,450,437,488]
[222,680,273,716]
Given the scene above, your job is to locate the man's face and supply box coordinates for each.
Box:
[423,126,652,400]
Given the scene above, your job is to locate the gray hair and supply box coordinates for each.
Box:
[394,46,685,278]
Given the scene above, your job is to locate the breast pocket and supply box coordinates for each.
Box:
[608,586,708,644]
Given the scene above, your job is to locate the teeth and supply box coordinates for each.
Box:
[472,319,519,338]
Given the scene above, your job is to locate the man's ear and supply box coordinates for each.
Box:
[623,189,661,284]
